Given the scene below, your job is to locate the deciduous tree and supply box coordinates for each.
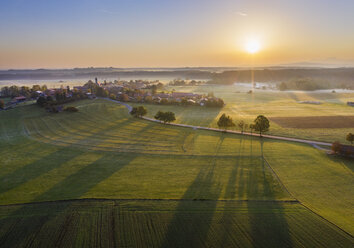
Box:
[130,106,147,118]
[118,93,129,102]
[253,115,270,136]
[217,113,235,130]
[154,111,176,123]
[109,93,116,100]
[249,124,255,135]
[331,141,342,154]
[346,133,354,145]
[238,120,245,133]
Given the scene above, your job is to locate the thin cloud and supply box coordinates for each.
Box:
[236,11,248,17]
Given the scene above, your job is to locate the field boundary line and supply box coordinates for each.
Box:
[263,157,354,239]
[263,157,296,200]
[0,198,300,207]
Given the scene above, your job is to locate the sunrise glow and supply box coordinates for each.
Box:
[245,40,261,54]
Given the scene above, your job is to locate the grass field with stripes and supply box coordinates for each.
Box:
[0,99,353,247]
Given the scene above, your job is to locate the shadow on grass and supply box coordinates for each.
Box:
[34,153,135,201]
[160,136,224,247]
[327,154,354,173]
[0,148,81,195]
[0,117,132,195]
[0,153,135,247]
[246,139,292,247]
[0,115,137,247]
[219,136,244,246]
[0,201,73,247]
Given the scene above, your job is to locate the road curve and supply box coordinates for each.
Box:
[103,98,332,147]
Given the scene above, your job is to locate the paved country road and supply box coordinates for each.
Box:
[103,98,332,148]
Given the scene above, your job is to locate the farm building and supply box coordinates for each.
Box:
[11,96,26,103]
[86,92,96,99]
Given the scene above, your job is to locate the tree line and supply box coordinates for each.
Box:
[130,106,176,124]
[130,106,270,135]
[217,114,270,136]
[1,85,48,98]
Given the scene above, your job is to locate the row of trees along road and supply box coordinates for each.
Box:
[217,114,270,136]
[154,111,176,124]
[130,106,147,118]
[130,106,176,124]
[130,107,352,150]
[130,107,269,134]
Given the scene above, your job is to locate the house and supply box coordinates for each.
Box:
[86,92,96,99]
[73,86,88,93]
[200,98,209,106]
[11,96,26,103]
[45,89,56,96]
[347,102,354,107]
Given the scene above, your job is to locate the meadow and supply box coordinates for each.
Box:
[135,84,354,143]
[0,200,352,248]
[0,99,353,247]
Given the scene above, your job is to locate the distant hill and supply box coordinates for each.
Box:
[0,68,213,81]
[1,67,354,88]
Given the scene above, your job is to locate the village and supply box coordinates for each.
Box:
[0,78,225,110]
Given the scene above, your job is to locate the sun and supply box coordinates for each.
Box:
[245,40,261,54]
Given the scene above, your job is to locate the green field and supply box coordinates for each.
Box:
[0,99,353,247]
[0,200,352,248]
[135,84,354,143]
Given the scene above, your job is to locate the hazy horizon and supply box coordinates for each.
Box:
[2,62,354,71]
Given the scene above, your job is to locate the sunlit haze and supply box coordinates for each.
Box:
[1,0,354,69]
[245,40,261,54]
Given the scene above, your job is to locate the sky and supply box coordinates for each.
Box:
[1,0,354,69]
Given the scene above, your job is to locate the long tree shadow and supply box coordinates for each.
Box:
[34,153,135,201]
[0,117,133,196]
[0,104,139,246]
[0,201,73,247]
[1,111,162,198]
[161,135,224,247]
[0,147,81,194]
[218,136,244,247]
[327,155,354,173]
[124,121,159,151]
[246,139,293,247]
[0,153,135,247]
